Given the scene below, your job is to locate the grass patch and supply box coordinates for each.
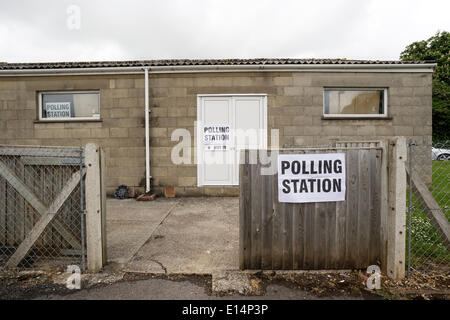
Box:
[431,160,450,210]
[406,160,450,268]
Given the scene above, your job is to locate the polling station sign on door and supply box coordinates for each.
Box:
[203,124,231,151]
[278,153,346,203]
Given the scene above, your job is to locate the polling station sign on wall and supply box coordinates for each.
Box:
[45,102,72,118]
[278,153,346,203]
[203,124,231,151]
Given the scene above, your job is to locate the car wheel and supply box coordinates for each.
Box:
[437,154,450,161]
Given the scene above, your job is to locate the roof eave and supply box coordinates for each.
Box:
[0,63,437,76]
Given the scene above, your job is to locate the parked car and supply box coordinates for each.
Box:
[432,147,450,160]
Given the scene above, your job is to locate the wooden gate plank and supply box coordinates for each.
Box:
[42,166,51,246]
[271,165,283,269]
[16,159,25,246]
[239,150,251,269]
[250,155,262,268]
[282,203,293,269]
[369,149,382,264]
[345,149,359,267]
[5,169,84,268]
[335,192,347,269]
[314,202,326,269]
[303,202,315,269]
[5,158,15,247]
[292,203,305,269]
[261,163,273,269]
[23,165,33,246]
[358,149,370,267]
[334,148,348,269]
[326,201,337,269]
[0,175,6,245]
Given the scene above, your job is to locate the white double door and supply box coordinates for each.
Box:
[197,94,267,186]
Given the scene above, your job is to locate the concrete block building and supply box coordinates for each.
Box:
[0,59,435,195]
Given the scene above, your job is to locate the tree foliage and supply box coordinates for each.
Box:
[400,31,450,142]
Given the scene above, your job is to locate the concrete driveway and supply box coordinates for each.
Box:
[106,197,239,274]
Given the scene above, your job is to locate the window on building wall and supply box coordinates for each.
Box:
[38,91,100,121]
[323,88,387,118]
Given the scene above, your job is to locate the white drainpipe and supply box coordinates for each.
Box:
[144,67,151,193]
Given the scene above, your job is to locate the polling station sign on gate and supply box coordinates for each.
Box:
[277,153,346,203]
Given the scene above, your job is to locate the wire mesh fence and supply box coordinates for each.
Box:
[0,145,85,270]
[407,140,450,275]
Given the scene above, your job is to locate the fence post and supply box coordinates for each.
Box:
[386,137,407,280]
[100,147,107,266]
[378,139,389,274]
[85,143,107,272]
[407,140,414,276]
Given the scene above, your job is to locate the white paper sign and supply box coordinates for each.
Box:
[278,153,346,203]
[203,124,231,151]
[45,102,71,118]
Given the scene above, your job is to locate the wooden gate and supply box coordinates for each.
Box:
[0,146,84,268]
[239,146,385,270]
[0,144,106,271]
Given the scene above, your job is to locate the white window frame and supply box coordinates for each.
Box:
[323,88,388,118]
[38,91,101,121]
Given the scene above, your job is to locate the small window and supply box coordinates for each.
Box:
[323,88,387,118]
[39,91,100,121]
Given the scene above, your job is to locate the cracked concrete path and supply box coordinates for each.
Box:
[106,198,179,266]
[124,197,239,274]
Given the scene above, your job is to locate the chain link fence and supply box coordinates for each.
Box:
[0,145,85,270]
[407,140,450,275]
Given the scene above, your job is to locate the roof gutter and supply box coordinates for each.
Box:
[0,63,436,77]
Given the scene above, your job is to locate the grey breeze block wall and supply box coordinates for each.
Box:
[0,72,432,196]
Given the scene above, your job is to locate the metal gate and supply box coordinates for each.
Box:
[406,140,450,275]
[0,145,86,270]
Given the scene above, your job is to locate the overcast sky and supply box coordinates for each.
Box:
[0,0,449,63]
